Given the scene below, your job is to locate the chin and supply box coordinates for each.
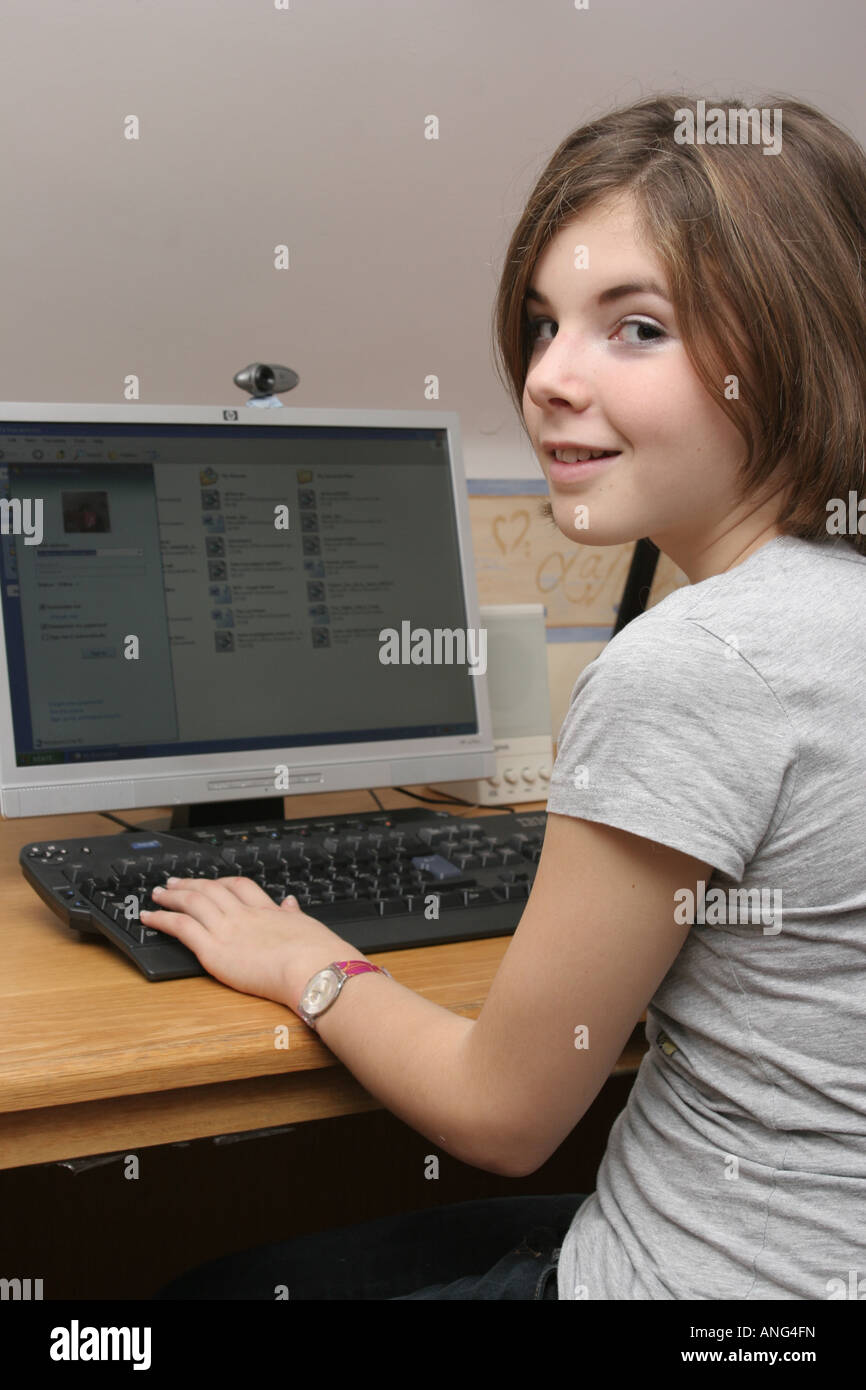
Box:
[542,498,629,547]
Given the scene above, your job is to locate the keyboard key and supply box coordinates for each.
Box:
[316,900,378,924]
[453,853,481,870]
[461,888,500,908]
[124,921,164,945]
[499,881,531,901]
[410,854,462,881]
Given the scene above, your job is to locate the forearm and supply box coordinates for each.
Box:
[281,931,508,1175]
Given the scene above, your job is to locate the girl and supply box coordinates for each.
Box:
[151,91,866,1300]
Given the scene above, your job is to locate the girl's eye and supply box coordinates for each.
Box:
[526,316,667,345]
[615,317,667,345]
[527,317,556,343]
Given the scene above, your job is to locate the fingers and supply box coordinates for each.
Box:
[148,881,228,929]
[155,874,268,916]
[217,876,284,909]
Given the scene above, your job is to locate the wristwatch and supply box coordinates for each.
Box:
[297,959,392,1031]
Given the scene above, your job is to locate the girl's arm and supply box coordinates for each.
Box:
[280,813,712,1177]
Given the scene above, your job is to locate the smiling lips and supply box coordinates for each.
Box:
[544,437,621,452]
[547,446,621,482]
[540,440,623,484]
[549,446,620,462]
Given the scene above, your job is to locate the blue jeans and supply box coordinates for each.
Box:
[153,1193,590,1300]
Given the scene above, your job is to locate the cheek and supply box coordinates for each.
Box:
[595,362,673,430]
[667,360,737,432]
[629,373,719,447]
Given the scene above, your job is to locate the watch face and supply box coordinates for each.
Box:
[302,968,340,1015]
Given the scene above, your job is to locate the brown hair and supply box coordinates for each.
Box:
[491,93,866,555]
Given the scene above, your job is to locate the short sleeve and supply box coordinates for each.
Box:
[545,615,798,880]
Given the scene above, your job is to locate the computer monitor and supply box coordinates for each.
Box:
[0,403,495,820]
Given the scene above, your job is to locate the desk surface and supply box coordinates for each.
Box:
[0,788,647,1170]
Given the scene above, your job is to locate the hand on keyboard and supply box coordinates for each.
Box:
[140,873,353,1007]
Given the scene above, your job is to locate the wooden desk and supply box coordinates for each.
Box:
[0,789,647,1171]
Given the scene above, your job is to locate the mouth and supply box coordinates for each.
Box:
[545,445,621,481]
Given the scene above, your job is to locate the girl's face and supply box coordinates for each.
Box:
[521,193,784,582]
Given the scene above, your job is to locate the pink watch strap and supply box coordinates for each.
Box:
[335,960,391,978]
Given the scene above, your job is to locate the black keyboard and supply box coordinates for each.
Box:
[20,806,546,981]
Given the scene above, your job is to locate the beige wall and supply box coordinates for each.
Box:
[1,0,860,451]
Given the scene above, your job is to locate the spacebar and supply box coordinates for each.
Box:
[315,900,379,924]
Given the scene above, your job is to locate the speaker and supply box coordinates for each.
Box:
[430,604,553,806]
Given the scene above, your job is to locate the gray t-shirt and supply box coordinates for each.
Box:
[546,534,866,1300]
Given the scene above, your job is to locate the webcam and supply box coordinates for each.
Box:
[233,363,300,399]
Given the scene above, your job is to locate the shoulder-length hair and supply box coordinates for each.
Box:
[492,93,866,555]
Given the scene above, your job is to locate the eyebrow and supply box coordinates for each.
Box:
[524,279,671,308]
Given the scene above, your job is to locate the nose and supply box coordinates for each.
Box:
[524,332,596,415]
